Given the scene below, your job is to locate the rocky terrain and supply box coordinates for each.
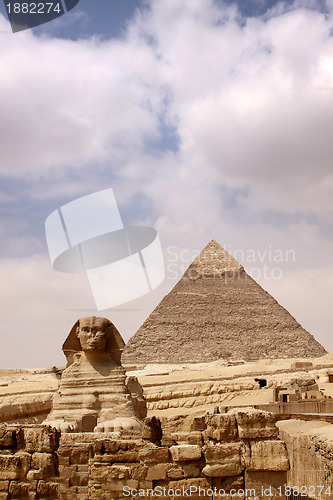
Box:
[2,354,333,428]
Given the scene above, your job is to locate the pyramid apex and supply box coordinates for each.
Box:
[184,240,243,279]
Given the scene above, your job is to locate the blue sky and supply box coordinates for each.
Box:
[0,0,333,367]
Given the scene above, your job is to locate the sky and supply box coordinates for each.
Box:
[0,0,333,368]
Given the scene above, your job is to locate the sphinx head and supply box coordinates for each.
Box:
[62,316,125,366]
[76,316,109,353]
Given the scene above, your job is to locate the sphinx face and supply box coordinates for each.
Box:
[77,317,109,353]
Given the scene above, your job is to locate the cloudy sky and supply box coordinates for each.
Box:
[0,0,332,368]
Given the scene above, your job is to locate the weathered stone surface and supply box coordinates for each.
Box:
[204,414,238,442]
[166,462,202,480]
[245,470,288,500]
[8,481,36,499]
[0,482,9,492]
[36,480,59,498]
[0,453,31,480]
[203,443,241,462]
[146,463,168,480]
[0,426,16,449]
[69,444,92,465]
[142,416,162,444]
[229,408,278,440]
[0,393,54,425]
[212,476,245,500]
[170,445,202,462]
[246,441,289,471]
[126,375,147,420]
[202,443,243,477]
[24,425,59,453]
[139,446,170,463]
[191,417,206,432]
[167,478,212,500]
[169,432,203,446]
[166,464,188,480]
[108,465,131,479]
[44,317,144,434]
[123,240,326,363]
[28,452,58,479]
[202,463,243,478]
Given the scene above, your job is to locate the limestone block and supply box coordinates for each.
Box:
[146,463,168,480]
[166,462,202,480]
[245,471,287,500]
[24,426,59,453]
[138,446,170,463]
[230,408,278,440]
[94,439,141,463]
[109,465,131,479]
[246,441,289,471]
[203,462,243,478]
[170,445,202,462]
[69,444,92,464]
[187,432,203,446]
[36,480,59,499]
[76,486,89,499]
[203,442,241,462]
[58,464,76,481]
[28,452,58,480]
[213,476,245,499]
[161,435,177,447]
[170,432,203,446]
[166,464,188,480]
[0,494,8,500]
[105,478,143,492]
[167,478,212,500]
[205,414,238,441]
[69,470,89,487]
[0,482,9,492]
[131,464,149,481]
[0,426,16,449]
[0,453,31,480]
[8,480,37,499]
[202,443,243,477]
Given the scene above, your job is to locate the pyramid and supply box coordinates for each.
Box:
[122,240,327,364]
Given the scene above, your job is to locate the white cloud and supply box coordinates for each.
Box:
[0,13,164,176]
[1,1,333,365]
[0,256,92,367]
[1,1,333,217]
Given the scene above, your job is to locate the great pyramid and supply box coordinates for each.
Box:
[122,240,327,364]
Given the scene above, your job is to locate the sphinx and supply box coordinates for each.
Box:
[44,316,145,433]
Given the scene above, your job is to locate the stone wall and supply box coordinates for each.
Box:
[0,408,290,499]
[278,419,333,500]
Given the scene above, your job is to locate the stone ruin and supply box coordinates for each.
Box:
[0,407,292,499]
[0,316,332,498]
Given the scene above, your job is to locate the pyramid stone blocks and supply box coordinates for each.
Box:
[123,240,326,363]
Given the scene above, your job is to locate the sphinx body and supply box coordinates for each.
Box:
[44,317,145,433]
